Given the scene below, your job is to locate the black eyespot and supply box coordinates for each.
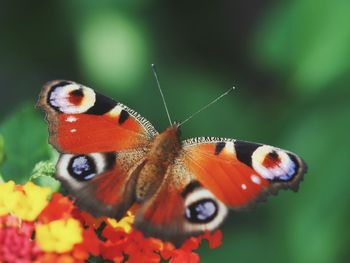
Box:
[68,155,97,181]
[185,198,218,223]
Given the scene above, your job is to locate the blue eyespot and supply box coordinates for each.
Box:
[185,198,218,223]
[68,155,96,181]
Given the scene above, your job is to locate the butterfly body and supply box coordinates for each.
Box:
[135,125,181,201]
[38,80,307,245]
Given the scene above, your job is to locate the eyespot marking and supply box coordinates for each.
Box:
[47,82,96,114]
[68,155,97,181]
[68,89,84,105]
[185,198,218,223]
[252,145,297,181]
[262,150,280,168]
[183,188,228,232]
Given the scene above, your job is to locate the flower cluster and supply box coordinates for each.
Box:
[0,181,222,262]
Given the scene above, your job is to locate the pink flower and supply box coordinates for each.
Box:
[0,215,42,263]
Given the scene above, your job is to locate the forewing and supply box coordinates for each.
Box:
[181,137,307,209]
[37,80,158,154]
[37,80,157,218]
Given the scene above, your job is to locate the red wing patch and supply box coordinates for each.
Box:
[55,113,149,153]
[37,80,157,154]
[183,143,269,208]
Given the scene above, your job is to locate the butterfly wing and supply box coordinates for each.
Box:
[181,137,307,208]
[56,150,145,219]
[38,80,157,218]
[135,137,306,244]
[134,158,228,245]
[37,80,157,153]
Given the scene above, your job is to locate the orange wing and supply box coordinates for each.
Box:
[181,137,307,209]
[37,80,158,218]
[134,158,228,246]
[56,151,145,219]
[37,80,157,154]
[134,137,306,245]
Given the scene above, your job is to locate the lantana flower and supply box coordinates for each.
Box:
[0,181,51,221]
[0,180,222,263]
[36,218,83,253]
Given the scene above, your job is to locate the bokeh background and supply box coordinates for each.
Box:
[1,0,349,262]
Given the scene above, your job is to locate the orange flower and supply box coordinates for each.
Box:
[38,193,74,223]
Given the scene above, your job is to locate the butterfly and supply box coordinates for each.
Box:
[37,80,307,245]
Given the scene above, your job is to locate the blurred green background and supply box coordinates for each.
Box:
[0,0,349,262]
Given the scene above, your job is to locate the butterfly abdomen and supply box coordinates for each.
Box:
[135,125,182,202]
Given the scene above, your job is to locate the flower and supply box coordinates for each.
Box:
[0,181,51,221]
[38,193,74,223]
[203,230,223,249]
[35,218,83,253]
[34,253,77,263]
[0,215,42,263]
[0,180,224,262]
[106,210,135,233]
[0,181,15,216]
[72,228,101,260]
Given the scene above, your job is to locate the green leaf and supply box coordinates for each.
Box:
[0,104,51,183]
[30,160,56,180]
[30,160,60,192]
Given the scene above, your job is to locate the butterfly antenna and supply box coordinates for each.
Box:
[178,86,235,127]
[151,64,173,125]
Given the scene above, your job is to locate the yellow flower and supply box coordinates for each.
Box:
[107,210,135,233]
[0,181,51,221]
[15,182,50,221]
[36,218,83,253]
[0,181,16,215]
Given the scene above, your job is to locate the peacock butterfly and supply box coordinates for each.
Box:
[37,80,307,245]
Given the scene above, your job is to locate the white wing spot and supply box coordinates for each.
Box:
[66,116,77,123]
[241,184,247,190]
[70,129,77,133]
[251,174,261,185]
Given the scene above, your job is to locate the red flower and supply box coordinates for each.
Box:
[203,230,223,249]
[72,228,101,260]
[169,250,200,263]
[73,209,106,229]
[38,193,74,223]
[123,231,163,263]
